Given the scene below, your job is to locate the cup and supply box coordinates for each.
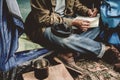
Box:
[33,58,50,79]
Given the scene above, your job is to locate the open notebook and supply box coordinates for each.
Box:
[75,14,100,28]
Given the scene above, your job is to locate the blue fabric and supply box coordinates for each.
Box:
[100,0,120,49]
[0,0,49,72]
[100,0,120,28]
[15,49,49,66]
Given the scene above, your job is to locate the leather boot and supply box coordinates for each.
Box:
[103,45,120,64]
[114,63,120,72]
[54,52,83,74]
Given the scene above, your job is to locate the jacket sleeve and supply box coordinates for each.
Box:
[73,0,89,16]
[30,0,73,27]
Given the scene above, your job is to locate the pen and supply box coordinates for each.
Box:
[92,3,94,10]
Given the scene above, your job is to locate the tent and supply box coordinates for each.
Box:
[0,0,50,72]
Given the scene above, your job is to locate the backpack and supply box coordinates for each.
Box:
[99,0,120,50]
[100,0,120,28]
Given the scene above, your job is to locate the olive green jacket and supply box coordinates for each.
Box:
[25,0,89,43]
[30,0,89,26]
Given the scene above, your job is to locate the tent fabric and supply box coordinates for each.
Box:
[6,0,22,18]
[0,0,49,72]
[99,0,120,50]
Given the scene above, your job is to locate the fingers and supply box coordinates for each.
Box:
[88,9,93,17]
[81,20,90,27]
[79,20,90,31]
[72,19,90,31]
[92,8,98,17]
[82,28,88,32]
[88,8,98,17]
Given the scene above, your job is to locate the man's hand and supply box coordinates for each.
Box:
[88,8,98,17]
[72,19,90,31]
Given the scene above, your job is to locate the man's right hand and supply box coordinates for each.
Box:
[72,19,90,31]
[88,8,98,17]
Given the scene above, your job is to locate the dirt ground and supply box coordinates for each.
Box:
[22,60,120,80]
[74,59,120,80]
[22,54,120,80]
[1,54,120,80]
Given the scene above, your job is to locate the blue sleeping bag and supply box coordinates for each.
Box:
[0,0,49,72]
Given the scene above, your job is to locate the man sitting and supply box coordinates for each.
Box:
[24,0,120,73]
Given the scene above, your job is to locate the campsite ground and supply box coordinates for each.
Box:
[22,56,120,80]
[74,58,120,80]
[17,0,120,80]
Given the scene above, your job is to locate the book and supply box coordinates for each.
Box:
[75,14,100,28]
